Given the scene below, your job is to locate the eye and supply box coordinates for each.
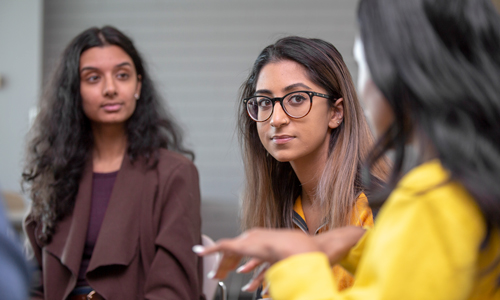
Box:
[85,75,100,83]
[257,98,273,109]
[116,72,130,80]
[286,93,308,106]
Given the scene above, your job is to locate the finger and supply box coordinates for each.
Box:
[192,241,228,256]
[211,252,243,279]
[236,258,263,274]
[241,266,267,292]
[260,280,270,297]
[193,237,251,279]
[192,245,208,255]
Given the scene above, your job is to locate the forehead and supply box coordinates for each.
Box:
[79,45,134,70]
[256,60,314,89]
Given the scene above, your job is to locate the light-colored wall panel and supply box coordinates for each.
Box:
[0,1,43,194]
[43,0,359,203]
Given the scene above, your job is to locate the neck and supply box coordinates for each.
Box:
[409,129,439,167]
[290,147,330,235]
[290,148,329,208]
[92,123,127,173]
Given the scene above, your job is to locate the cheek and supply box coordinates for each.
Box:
[80,83,100,102]
[303,122,331,150]
[128,99,137,116]
[362,89,394,138]
[357,62,369,95]
[80,90,96,114]
[79,83,107,120]
[256,123,269,149]
[374,99,394,137]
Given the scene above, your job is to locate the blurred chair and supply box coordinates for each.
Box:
[202,234,227,300]
[494,0,500,12]
[1,191,26,234]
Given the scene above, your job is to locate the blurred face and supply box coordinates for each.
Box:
[79,45,142,127]
[354,37,394,139]
[255,60,342,163]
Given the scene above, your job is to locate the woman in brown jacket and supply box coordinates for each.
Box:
[23,26,204,300]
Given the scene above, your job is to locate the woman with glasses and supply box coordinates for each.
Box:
[23,26,204,300]
[229,36,389,293]
[197,0,500,299]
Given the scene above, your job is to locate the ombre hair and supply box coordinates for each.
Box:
[238,36,389,230]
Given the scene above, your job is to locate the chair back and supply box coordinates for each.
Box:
[202,234,221,300]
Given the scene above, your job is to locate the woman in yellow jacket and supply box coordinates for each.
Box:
[195,0,500,299]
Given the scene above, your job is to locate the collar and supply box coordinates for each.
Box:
[292,196,327,235]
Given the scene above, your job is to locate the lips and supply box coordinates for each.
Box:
[101,102,123,112]
[271,135,295,144]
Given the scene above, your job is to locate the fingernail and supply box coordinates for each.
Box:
[192,245,205,254]
[236,265,246,273]
[261,283,270,296]
[241,283,251,292]
[207,270,216,279]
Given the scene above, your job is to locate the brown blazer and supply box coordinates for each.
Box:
[25,149,205,300]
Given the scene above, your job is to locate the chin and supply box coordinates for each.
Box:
[269,152,294,163]
[91,118,128,126]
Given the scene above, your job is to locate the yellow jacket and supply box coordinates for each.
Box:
[292,194,373,291]
[266,160,500,300]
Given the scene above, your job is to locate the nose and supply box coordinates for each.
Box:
[270,102,289,128]
[102,75,117,97]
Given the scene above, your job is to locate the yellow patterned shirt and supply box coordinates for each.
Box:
[259,193,373,298]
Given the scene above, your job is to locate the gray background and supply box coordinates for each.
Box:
[0,1,42,194]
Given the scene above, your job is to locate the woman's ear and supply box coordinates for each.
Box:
[328,98,344,129]
[135,74,142,99]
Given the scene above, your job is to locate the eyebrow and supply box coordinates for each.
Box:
[80,62,133,73]
[255,82,312,96]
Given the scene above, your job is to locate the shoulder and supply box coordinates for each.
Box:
[381,160,485,236]
[392,160,476,209]
[152,150,201,210]
[154,149,199,187]
[156,149,197,174]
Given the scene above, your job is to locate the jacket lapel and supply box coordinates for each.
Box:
[44,160,93,294]
[87,156,147,272]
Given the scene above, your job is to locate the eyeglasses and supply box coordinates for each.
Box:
[243,90,333,122]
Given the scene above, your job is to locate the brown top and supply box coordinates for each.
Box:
[25,149,205,300]
[77,171,118,287]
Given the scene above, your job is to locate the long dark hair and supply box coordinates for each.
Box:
[359,0,500,230]
[23,26,193,244]
[238,36,388,230]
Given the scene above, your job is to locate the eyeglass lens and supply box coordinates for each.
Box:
[246,91,311,121]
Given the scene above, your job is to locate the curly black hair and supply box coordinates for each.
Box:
[23,26,193,244]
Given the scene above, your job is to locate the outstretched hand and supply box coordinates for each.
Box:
[193,228,318,280]
[193,226,366,281]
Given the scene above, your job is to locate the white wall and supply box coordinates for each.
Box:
[42,0,359,204]
[0,1,43,194]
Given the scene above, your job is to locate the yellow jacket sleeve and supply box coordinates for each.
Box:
[338,228,370,275]
[266,161,489,300]
[266,252,337,300]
